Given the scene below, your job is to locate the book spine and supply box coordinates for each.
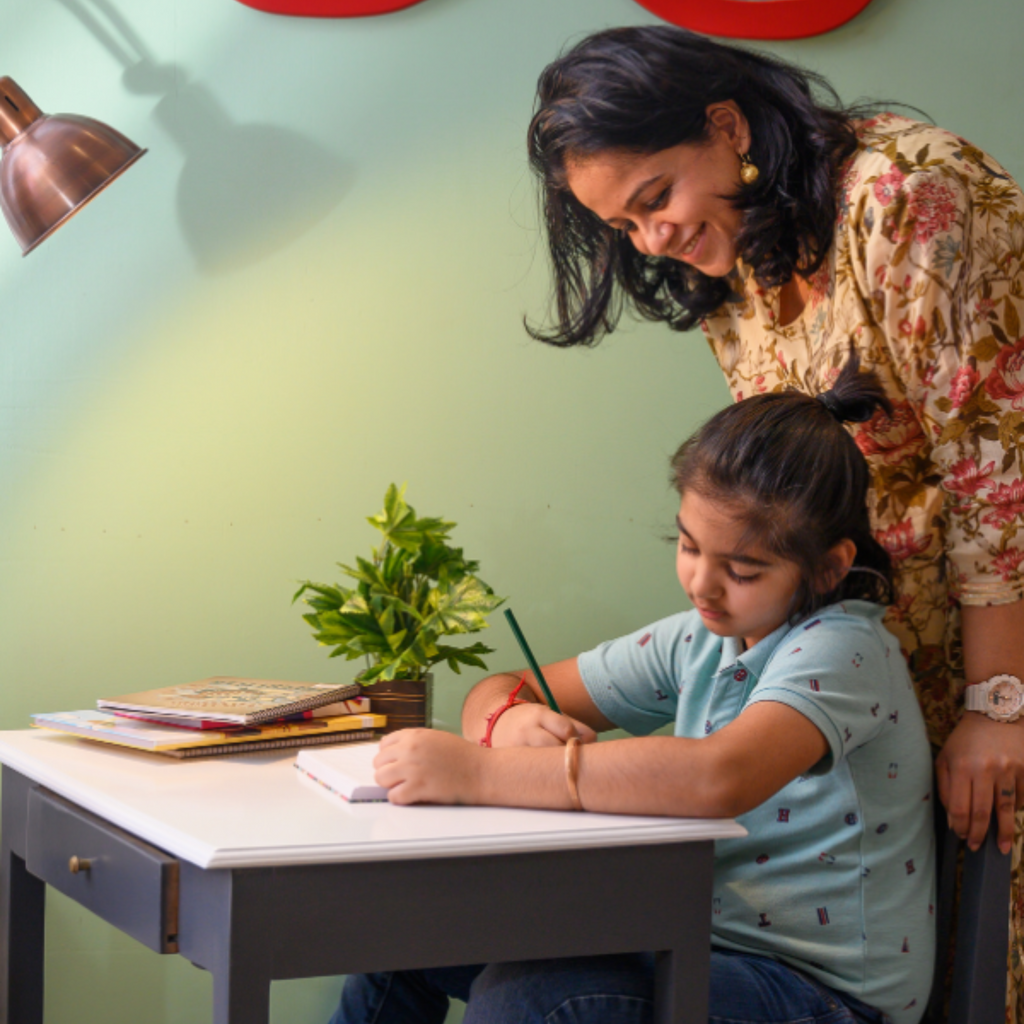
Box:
[167,729,376,758]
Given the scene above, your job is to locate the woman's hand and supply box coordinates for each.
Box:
[936,712,1024,855]
[374,729,486,806]
[489,703,598,748]
[945,601,1024,855]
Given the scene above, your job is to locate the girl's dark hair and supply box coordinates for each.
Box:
[527,25,870,347]
[670,350,895,623]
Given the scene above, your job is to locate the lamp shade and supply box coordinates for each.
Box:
[0,77,146,255]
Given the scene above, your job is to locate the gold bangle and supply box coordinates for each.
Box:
[564,736,583,811]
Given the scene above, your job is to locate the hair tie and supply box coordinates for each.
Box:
[816,390,878,424]
[816,391,845,421]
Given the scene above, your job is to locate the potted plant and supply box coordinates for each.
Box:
[293,484,504,732]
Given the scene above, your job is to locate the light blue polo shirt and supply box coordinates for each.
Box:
[578,600,935,1024]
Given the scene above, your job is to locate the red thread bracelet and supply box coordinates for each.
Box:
[481,677,529,748]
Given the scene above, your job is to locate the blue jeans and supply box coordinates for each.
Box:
[330,950,888,1024]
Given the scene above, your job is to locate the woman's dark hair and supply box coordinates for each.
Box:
[527,25,872,347]
[670,350,895,623]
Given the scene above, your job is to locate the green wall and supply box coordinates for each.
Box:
[2,0,1021,1020]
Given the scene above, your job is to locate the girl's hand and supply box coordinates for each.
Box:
[374,729,485,806]
[489,702,598,748]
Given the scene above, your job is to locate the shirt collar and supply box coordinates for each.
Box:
[714,618,796,682]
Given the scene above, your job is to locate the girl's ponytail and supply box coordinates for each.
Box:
[815,347,893,424]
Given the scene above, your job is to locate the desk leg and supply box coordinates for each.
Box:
[654,947,708,1024]
[212,970,270,1024]
[0,844,45,1024]
[179,865,272,1024]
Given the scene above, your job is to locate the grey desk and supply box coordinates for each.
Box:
[0,730,744,1024]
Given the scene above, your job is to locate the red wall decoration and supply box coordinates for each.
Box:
[233,0,876,39]
[233,0,428,15]
[630,0,876,40]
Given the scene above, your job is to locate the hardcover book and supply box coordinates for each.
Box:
[97,677,362,725]
[112,696,372,731]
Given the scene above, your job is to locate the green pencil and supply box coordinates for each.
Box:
[503,608,561,715]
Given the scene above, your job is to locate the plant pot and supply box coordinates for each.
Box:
[366,673,433,734]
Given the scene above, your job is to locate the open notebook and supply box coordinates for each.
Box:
[295,741,387,802]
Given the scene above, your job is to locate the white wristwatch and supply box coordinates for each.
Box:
[965,674,1024,722]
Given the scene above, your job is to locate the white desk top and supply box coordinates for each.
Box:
[0,731,745,870]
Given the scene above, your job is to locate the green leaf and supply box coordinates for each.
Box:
[427,576,505,635]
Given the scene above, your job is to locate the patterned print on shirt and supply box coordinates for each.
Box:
[778,808,791,822]
[758,913,772,928]
[809,678,821,691]
[638,633,652,647]
[817,907,830,925]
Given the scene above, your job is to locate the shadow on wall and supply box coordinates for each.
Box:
[56,0,354,275]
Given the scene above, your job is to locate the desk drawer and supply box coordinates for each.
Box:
[26,787,179,953]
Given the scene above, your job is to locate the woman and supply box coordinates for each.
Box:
[527,23,1024,1019]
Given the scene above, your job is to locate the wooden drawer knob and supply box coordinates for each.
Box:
[68,856,92,874]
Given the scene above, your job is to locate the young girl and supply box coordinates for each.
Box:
[333,354,936,1024]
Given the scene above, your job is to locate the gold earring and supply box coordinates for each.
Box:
[739,152,759,185]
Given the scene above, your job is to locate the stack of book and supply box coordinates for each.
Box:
[32,677,386,758]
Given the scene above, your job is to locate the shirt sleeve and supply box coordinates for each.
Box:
[745,614,892,773]
[849,138,1024,605]
[577,611,703,736]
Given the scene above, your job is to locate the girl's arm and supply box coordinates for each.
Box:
[377,699,828,817]
[461,658,611,747]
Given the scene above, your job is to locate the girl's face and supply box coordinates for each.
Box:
[675,490,802,649]
[565,102,750,278]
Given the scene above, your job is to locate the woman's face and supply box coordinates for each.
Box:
[565,102,749,278]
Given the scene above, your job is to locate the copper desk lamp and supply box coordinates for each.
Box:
[0,77,146,255]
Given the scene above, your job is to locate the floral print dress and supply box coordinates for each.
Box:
[701,114,1024,1022]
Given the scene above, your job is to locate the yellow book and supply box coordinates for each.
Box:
[32,710,386,753]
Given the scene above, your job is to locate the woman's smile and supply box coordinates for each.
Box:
[674,223,707,261]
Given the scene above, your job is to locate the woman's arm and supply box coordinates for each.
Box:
[377,700,828,816]
[460,658,610,747]
[936,600,1024,854]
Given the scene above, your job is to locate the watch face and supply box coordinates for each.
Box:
[989,679,1024,718]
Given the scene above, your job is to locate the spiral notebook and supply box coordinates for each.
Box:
[97,677,362,725]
